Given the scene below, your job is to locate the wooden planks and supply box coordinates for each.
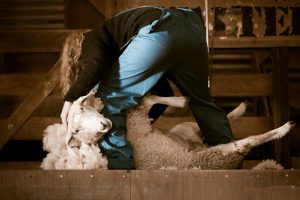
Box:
[1,30,300,54]
[0,0,66,29]
[0,61,60,149]
[0,162,41,170]
[131,0,300,8]
[131,170,300,200]
[0,72,274,141]
[0,170,131,200]
[0,74,42,96]
[0,74,273,97]
[211,37,300,48]
[0,116,273,141]
[0,30,83,53]
[11,117,60,140]
[210,74,272,97]
[1,170,299,200]
[154,116,273,140]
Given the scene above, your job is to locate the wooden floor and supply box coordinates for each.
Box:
[0,169,299,200]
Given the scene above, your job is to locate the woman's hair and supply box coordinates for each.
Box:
[60,30,86,97]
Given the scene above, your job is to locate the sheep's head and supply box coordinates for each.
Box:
[66,93,112,146]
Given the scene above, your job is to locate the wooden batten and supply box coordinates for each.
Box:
[154,116,273,140]
[211,74,272,97]
[0,73,273,97]
[0,30,86,53]
[0,170,299,200]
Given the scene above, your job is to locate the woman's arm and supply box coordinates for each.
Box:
[64,23,118,102]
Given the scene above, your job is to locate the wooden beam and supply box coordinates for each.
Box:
[131,0,299,8]
[154,116,273,140]
[12,117,60,140]
[0,30,86,53]
[0,74,273,97]
[0,74,42,95]
[0,162,41,170]
[211,37,300,48]
[0,61,60,149]
[272,47,291,168]
[131,170,300,200]
[0,116,273,141]
[0,30,299,53]
[210,74,273,97]
[0,170,131,200]
[0,170,299,200]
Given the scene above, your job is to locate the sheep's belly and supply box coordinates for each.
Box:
[132,133,194,170]
[192,149,244,169]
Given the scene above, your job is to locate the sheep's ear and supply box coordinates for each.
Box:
[75,93,94,105]
[65,126,73,147]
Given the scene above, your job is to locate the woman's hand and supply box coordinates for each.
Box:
[60,101,72,132]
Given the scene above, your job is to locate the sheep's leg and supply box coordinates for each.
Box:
[169,102,249,143]
[143,95,189,108]
[227,102,249,123]
[216,121,295,155]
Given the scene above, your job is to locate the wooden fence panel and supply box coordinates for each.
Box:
[0,74,273,96]
[0,170,299,200]
[0,61,60,149]
[0,170,131,200]
[153,116,273,140]
[131,170,300,200]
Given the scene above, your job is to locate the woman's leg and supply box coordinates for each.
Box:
[98,23,173,169]
[148,77,173,121]
[166,9,233,145]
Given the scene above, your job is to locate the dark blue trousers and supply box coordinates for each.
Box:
[99,8,233,169]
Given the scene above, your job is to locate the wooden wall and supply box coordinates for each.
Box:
[0,0,299,168]
[0,170,300,200]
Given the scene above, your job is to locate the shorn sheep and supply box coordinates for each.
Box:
[41,92,295,170]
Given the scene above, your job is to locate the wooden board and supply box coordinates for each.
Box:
[211,37,300,48]
[0,170,130,200]
[1,30,300,53]
[131,170,300,200]
[0,116,272,140]
[0,74,273,96]
[0,62,60,149]
[131,0,300,8]
[0,30,79,52]
[12,117,60,140]
[0,162,41,170]
[0,170,299,200]
[210,74,272,96]
[0,74,42,96]
[153,116,273,140]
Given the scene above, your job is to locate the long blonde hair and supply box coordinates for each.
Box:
[60,30,87,97]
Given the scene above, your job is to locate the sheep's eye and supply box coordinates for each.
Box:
[80,107,84,112]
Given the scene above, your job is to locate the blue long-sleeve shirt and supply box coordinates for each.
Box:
[64,7,203,102]
[64,7,164,102]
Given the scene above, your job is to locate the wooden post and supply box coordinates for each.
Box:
[0,53,4,72]
[272,47,291,168]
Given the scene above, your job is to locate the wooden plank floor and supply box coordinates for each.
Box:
[0,169,299,200]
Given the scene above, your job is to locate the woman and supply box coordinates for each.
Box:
[61,6,233,169]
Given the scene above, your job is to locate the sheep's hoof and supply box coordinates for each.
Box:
[275,121,295,139]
